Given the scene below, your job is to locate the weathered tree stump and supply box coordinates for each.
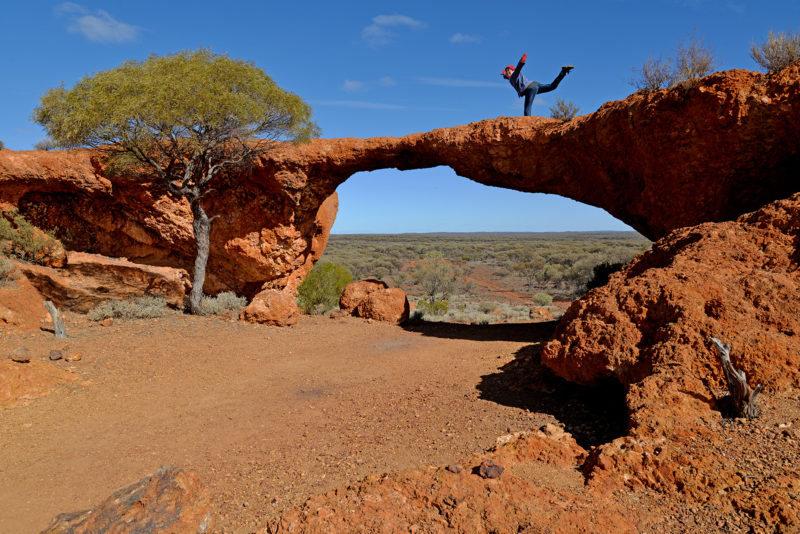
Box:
[710,337,762,418]
[44,300,68,339]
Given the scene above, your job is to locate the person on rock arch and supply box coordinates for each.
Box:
[502,53,574,117]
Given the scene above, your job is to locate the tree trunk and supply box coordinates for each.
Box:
[188,200,212,315]
[710,337,763,418]
[43,301,68,339]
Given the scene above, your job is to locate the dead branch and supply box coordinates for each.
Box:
[710,337,762,418]
[44,301,68,339]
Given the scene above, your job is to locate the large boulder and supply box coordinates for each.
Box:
[356,288,410,323]
[339,279,389,313]
[2,65,799,295]
[42,466,214,533]
[340,280,410,323]
[240,288,299,326]
[14,251,189,312]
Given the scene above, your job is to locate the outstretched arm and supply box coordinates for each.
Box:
[515,53,527,71]
[510,53,527,83]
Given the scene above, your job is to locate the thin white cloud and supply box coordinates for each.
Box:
[342,80,365,92]
[378,76,397,87]
[450,33,483,44]
[362,14,425,46]
[418,77,505,88]
[55,3,140,43]
[727,3,745,14]
[317,100,407,110]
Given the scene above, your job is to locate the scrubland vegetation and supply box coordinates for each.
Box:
[750,29,800,72]
[319,232,650,322]
[0,209,62,264]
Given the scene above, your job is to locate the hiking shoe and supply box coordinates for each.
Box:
[562,65,574,73]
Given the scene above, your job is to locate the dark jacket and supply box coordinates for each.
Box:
[508,58,532,97]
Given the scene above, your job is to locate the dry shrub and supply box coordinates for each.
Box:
[201,291,247,316]
[751,30,800,72]
[88,296,168,321]
[0,254,16,285]
[549,98,580,121]
[0,209,63,264]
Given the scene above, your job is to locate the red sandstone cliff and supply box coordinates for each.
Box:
[1,65,799,296]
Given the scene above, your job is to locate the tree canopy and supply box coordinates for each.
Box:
[33,49,320,314]
[34,48,318,152]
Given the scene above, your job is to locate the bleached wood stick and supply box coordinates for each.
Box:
[44,301,68,339]
[710,337,762,418]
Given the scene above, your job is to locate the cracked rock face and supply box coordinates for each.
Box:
[2,65,799,296]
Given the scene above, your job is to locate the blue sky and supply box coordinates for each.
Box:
[1,1,797,233]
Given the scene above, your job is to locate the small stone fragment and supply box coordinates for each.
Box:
[478,459,504,479]
[64,352,82,362]
[101,317,114,327]
[446,464,463,474]
[9,347,31,363]
[49,350,63,361]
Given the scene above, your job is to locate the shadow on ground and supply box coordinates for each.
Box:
[401,320,560,343]
[402,320,629,448]
[477,343,628,449]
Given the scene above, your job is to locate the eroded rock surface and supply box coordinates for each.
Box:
[14,251,190,312]
[2,65,799,296]
[42,466,214,534]
[539,192,800,526]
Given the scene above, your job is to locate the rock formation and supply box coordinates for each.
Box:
[339,279,410,323]
[14,251,190,312]
[1,65,798,298]
[41,466,214,533]
[537,191,800,524]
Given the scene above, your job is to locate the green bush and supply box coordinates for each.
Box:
[0,209,62,264]
[751,30,800,72]
[549,98,580,121]
[0,254,16,284]
[88,296,168,321]
[532,292,553,306]
[416,297,449,316]
[201,291,247,316]
[296,262,353,314]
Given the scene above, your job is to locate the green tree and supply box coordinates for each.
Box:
[297,263,353,314]
[751,30,800,72]
[412,251,461,305]
[33,49,319,314]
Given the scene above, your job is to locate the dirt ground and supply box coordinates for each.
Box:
[0,312,624,533]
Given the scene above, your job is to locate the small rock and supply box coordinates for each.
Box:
[540,423,565,438]
[101,317,114,327]
[49,350,63,361]
[446,464,463,474]
[9,347,31,363]
[64,352,82,362]
[478,459,504,479]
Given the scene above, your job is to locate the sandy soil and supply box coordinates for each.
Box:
[0,312,622,533]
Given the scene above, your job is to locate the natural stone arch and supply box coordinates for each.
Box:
[1,65,799,296]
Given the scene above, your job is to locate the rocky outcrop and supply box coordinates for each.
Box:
[14,251,189,312]
[266,427,643,533]
[542,191,800,394]
[537,192,800,522]
[2,65,798,296]
[42,466,214,534]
